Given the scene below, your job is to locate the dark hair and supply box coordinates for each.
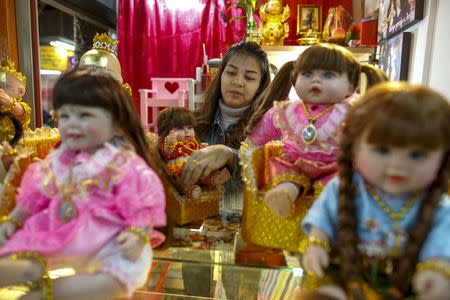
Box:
[292,43,361,89]
[195,41,271,147]
[360,64,388,92]
[52,66,152,167]
[337,82,450,299]
[157,107,196,141]
[246,60,295,134]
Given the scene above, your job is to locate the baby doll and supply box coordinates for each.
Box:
[246,43,381,217]
[0,59,31,141]
[300,82,450,300]
[157,107,230,200]
[0,67,166,299]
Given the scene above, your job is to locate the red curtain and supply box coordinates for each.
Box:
[118,0,228,110]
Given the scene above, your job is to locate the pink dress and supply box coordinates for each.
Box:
[248,98,352,192]
[0,142,166,295]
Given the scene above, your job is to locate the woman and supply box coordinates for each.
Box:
[180,41,271,299]
[182,41,271,215]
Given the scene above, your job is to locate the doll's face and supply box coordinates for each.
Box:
[294,69,353,104]
[0,75,25,99]
[354,132,445,196]
[166,126,195,145]
[57,104,116,153]
[221,53,262,108]
[267,0,283,14]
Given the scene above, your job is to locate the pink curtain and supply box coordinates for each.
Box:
[118,0,231,111]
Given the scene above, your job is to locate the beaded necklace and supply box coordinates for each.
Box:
[300,102,336,144]
[366,183,417,257]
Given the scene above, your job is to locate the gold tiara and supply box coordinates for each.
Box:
[92,32,118,53]
[0,59,26,85]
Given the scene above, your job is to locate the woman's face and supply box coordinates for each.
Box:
[220,53,262,108]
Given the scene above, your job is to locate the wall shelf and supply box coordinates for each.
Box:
[262,45,376,68]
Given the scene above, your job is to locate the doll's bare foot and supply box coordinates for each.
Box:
[189,185,202,200]
[263,182,299,217]
[293,287,344,300]
[316,285,347,300]
[211,168,231,186]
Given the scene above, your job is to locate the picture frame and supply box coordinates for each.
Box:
[378,0,424,42]
[377,32,412,81]
[297,4,322,35]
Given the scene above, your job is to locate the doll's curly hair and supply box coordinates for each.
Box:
[337,82,450,299]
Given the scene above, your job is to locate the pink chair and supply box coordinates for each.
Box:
[139,78,195,131]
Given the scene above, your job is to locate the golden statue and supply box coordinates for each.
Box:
[0,59,32,141]
[260,0,290,46]
[80,33,132,95]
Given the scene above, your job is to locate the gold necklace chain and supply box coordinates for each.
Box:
[366,184,416,221]
[300,102,336,123]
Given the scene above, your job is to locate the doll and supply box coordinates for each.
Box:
[157,107,230,200]
[245,43,382,217]
[300,82,450,300]
[259,0,290,46]
[79,32,132,95]
[0,59,31,141]
[0,67,166,299]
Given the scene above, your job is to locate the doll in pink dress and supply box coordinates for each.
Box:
[157,107,230,200]
[0,67,166,299]
[246,43,382,217]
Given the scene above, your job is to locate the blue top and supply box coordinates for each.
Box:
[302,173,450,261]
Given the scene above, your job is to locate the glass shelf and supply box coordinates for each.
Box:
[141,216,304,299]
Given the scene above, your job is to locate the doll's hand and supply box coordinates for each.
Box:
[182,145,234,187]
[0,221,17,246]
[303,244,330,277]
[413,267,450,300]
[263,182,299,217]
[116,231,146,262]
[0,89,12,107]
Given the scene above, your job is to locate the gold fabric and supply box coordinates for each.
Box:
[240,141,318,253]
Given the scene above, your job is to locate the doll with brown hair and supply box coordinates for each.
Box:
[244,43,383,217]
[157,107,230,200]
[299,82,450,300]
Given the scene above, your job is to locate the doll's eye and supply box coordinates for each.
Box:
[409,149,427,160]
[58,113,68,119]
[373,146,389,155]
[301,71,312,77]
[80,112,92,118]
[323,71,336,78]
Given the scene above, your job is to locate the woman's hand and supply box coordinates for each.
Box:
[116,231,146,262]
[181,145,234,187]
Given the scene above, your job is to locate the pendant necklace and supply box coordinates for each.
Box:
[58,165,77,223]
[300,102,336,144]
[365,184,416,259]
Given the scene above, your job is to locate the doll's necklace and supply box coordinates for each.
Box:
[366,183,417,257]
[300,102,336,144]
[58,164,77,223]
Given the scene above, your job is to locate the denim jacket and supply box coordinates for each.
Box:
[204,109,243,211]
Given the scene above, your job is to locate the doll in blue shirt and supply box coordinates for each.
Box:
[298,82,450,300]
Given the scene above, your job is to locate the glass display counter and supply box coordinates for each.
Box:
[134,216,305,299]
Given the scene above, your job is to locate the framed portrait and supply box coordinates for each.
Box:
[378,0,424,41]
[378,32,411,81]
[297,4,322,35]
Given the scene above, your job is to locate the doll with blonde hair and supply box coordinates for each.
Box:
[299,82,450,300]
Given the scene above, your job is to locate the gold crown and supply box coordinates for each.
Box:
[92,32,118,53]
[0,59,26,85]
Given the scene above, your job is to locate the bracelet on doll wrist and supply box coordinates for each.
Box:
[416,260,450,279]
[0,215,21,228]
[126,227,150,244]
[2,98,19,113]
[307,236,331,252]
